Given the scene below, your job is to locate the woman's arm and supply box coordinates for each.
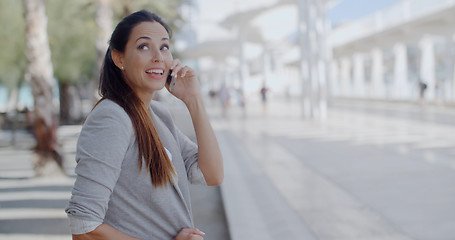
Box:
[66,101,135,236]
[73,224,141,240]
[167,60,224,186]
[185,95,224,186]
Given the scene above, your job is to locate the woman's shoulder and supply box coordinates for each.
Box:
[150,100,172,120]
[86,99,132,127]
[149,100,178,130]
[91,99,127,115]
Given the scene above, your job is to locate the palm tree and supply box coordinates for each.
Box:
[92,0,113,104]
[46,0,98,123]
[23,0,64,176]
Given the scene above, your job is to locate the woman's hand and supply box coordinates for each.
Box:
[166,59,201,105]
[174,228,205,240]
[72,223,142,240]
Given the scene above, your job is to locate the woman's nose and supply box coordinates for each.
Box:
[151,47,163,62]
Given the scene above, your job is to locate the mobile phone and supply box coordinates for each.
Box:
[167,69,173,85]
[167,69,176,92]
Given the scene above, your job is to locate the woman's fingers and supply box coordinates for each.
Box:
[170,59,181,70]
[170,59,193,79]
[170,59,183,77]
[192,236,203,240]
[174,228,205,240]
[192,228,205,236]
[179,66,190,78]
[189,234,204,240]
[189,229,204,240]
[167,59,201,101]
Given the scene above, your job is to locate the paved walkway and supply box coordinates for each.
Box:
[1,96,455,240]
[0,126,78,240]
[210,97,455,240]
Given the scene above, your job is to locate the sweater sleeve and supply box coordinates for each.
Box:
[65,101,134,234]
[175,126,207,186]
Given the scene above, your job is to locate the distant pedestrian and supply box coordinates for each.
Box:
[435,80,441,104]
[260,85,269,114]
[419,80,427,104]
[218,84,230,117]
[261,86,269,102]
[65,10,223,240]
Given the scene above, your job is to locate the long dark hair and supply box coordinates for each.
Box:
[98,10,174,187]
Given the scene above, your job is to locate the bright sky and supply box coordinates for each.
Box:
[194,0,274,42]
[197,0,277,22]
[190,0,405,94]
[196,0,402,23]
[329,0,401,25]
[193,0,404,43]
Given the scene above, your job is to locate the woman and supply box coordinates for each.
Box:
[65,10,223,240]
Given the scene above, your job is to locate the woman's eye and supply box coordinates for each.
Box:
[161,45,169,51]
[138,44,149,50]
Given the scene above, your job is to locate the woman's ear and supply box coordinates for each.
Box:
[111,49,124,70]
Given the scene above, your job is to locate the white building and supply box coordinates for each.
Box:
[179,0,455,108]
[330,0,455,103]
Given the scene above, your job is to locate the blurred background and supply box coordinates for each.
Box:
[1,0,455,239]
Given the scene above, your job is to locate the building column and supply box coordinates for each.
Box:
[261,44,272,88]
[420,36,436,100]
[315,0,328,120]
[371,48,384,98]
[340,57,351,97]
[237,27,249,96]
[449,35,455,102]
[330,60,340,97]
[353,53,365,97]
[298,0,313,118]
[393,43,408,99]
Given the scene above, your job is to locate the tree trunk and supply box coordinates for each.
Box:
[59,82,82,124]
[91,0,113,104]
[59,82,70,124]
[23,0,64,176]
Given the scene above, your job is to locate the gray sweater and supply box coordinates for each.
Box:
[65,99,206,239]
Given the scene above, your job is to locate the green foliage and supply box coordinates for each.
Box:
[113,0,182,22]
[0,0,184,90]
[0,0,26,89]
[47,0,97,84]
[46,0,183,85]
[112,0,183,47]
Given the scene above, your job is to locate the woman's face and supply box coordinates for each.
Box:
[117,21,173,103]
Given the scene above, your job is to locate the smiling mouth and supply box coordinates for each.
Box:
[145,69,164,75]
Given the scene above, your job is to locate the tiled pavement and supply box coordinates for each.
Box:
[1,97,455,240]
[212,98,455,240]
